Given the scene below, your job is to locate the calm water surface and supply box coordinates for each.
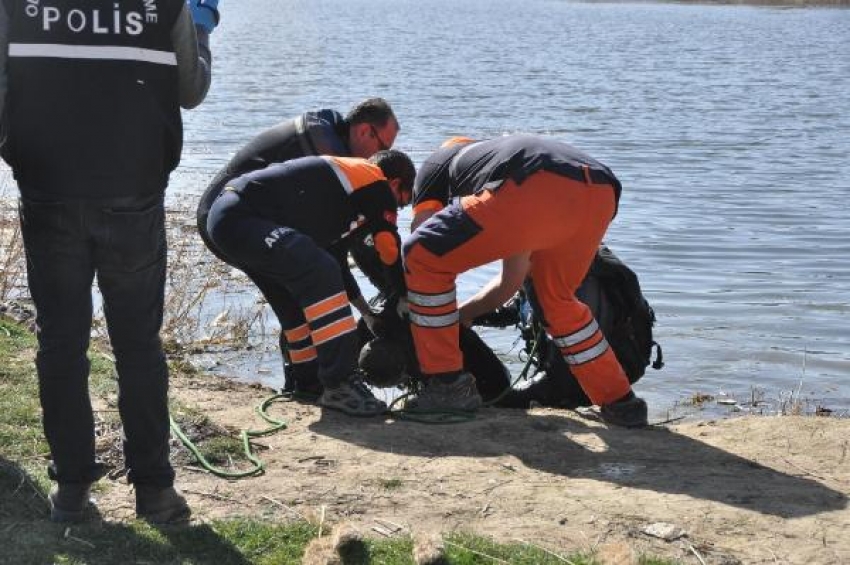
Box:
[170,0,850,418]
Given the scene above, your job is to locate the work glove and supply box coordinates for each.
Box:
[395,296,410,320]
[187,0,220,34]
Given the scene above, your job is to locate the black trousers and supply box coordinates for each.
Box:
[207,191,357,388]
[19,190,174,487]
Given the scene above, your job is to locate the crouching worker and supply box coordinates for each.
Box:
[205,151,415,416]
[403,134,648,427]
[196,98,400,396]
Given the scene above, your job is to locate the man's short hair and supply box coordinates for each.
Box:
[346,97,397,128]
[371,149,415,195]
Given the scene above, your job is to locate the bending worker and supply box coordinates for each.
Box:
[403,134,648,427]
[205,150,415,417]
[197,98,399,395]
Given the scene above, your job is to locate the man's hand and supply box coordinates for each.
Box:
[187,0,220,34]
[395,296,410,319]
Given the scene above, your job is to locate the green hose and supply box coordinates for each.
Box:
[170,393,290,479]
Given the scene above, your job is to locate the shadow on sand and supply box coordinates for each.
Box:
[309,408,847,519]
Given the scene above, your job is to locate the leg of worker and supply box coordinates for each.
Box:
[209,197,357,387]
[249,272,320,394]
[95,194,175,487]
[404,205,481,377]
[19,195,104,484]
[208,195,382,415]
[525,181,633,406]
[404,177,584,377]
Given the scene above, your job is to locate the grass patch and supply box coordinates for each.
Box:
[192,435,245,466]
[378,477,404,490]
[0,318,46,464]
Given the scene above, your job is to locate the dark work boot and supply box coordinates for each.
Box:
[319,375,387,417]
[600,393,649,428]
[283,361,323,400]
[406,372,483,412]
[135,485,191,524]
[48,483,94,522]
[293,375,324,399]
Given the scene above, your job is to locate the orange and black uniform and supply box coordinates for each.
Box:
[405,134,632,406]
[207,156,403,387]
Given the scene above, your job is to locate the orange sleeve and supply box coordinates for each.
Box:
[413,199,445,217]
[374,231,399,265]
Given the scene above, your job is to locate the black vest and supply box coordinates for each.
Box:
[2,0,184,198]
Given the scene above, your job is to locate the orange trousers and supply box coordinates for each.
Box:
[404,171,632,406]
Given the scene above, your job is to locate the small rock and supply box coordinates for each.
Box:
[413,532,448,565]
[642,522,687,541]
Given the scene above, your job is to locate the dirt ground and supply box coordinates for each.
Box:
[95,374,850,565]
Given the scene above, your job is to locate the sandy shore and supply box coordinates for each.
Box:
[88,372,850,564]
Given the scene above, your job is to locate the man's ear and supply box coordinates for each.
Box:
[388,178,401,192]
[351,122,371,141]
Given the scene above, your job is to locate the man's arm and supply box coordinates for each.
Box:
[171,5,212,109]
[459,252,531,327]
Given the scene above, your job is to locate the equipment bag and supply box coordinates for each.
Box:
[503,244,663,408]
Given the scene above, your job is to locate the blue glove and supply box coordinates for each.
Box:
[187,0,220,34]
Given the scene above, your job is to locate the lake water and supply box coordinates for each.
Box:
[13,0,850,420]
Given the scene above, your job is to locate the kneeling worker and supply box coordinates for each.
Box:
[403,134,648,427]
[206,150,415,416]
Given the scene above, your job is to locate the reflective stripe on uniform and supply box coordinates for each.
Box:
[408,289,456,308]
[283,324,311,343]
[552,320,600,348]
[409,310,459,328]
[311,315,357,346]
[288,345,318,363]
[8,43,177,66]
[564,337,610,366]
[304,292,349,322]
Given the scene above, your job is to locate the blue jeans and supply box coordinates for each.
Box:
[19,190,174,487]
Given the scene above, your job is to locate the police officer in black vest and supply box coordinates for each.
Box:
[0,0,219,523]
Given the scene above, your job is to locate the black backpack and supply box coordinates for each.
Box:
[577,244,664,384]
[493,244,663,408]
